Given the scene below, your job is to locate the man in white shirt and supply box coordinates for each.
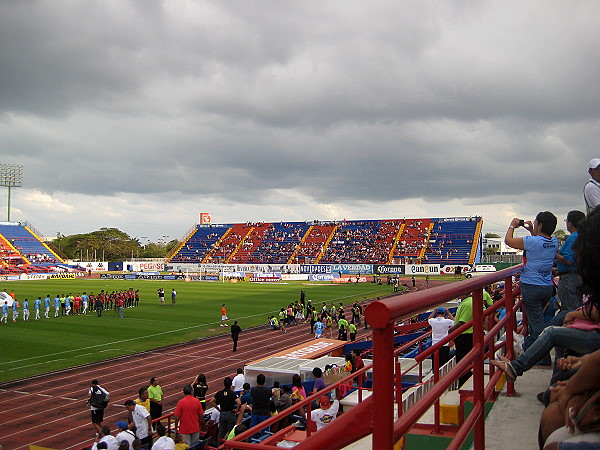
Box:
[310,396,340,430]
[153,423,175,450]
[91,425,118,450]
[427,307,455,366]
[124,399,152,448]
[231,368,245,392]
[584,158,600,214]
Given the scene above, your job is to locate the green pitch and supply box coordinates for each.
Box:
[0,279,396,383]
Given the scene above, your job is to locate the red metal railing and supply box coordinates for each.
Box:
[368,265,523,449]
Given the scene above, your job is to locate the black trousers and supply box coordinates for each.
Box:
[454,333,473,387]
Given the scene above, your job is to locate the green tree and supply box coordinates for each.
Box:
[553,229,568,245]
[56,228,142,261]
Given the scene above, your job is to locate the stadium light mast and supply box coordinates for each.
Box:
[0,164,23,221]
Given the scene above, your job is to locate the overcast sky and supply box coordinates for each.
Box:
[1,1,599,243]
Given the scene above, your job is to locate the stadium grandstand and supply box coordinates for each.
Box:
[166,216,482,265]
[0,221,70,274]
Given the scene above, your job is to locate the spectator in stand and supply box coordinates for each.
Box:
[249,374,272,436]
[152,423,175,450]
[191,373,208,410]
[211,376,241,441]
[135,387,151,413]
[491,207,600,384]
[540,349,600,447]
[173,385,204,446]
[231,368,245,392]
[115,421,136,449]
[427,307,455,366]
[353,348,366,387]
[584,158,600,214]
[310,396,340,431]
[240,382,253,405]
[505,212,558,363]
[91,425,118,450]
[148,377,164,431]
[124,399,152,448]
[556,210,585,312]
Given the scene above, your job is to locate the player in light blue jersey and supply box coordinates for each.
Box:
[81,292,89,314]
[12,300,19,322]
[43,296,50,318]
[35,297,42,320]
[1,301,8,323]
[22,298,29,321]
[54,295,61,317]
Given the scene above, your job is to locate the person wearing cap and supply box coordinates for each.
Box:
[115,421,135,449]
[124,399,152,448]
[584,158,600,214]
[427,307,455,366]
[310,396,340,431]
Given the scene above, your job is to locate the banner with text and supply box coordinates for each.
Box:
[405,264,441,275]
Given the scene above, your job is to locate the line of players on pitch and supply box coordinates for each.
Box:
[0,289,140,323]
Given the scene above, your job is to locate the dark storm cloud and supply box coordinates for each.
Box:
[1,0,599,239]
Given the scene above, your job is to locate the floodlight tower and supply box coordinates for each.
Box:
[0,164,23,221]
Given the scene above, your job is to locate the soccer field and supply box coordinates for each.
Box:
[0,279,395,383]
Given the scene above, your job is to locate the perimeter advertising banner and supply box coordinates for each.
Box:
[80,261,109,272]
[331,264,373,274]
[405,264,441,275]
[441,265,471,275]
[373,264,405,275]
[250,273,281,282]
[300,264,331,274]
[308,273,335,281]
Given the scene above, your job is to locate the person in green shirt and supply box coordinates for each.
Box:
[148,377,164,430]
[337,317,349,341]
[349,322,357,341]
[448,295,474,386]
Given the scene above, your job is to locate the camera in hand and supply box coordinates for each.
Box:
[518,220,525,227]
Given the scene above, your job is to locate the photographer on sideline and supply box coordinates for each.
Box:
[505,212,558,364]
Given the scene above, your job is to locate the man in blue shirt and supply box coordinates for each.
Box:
[54,295,61,317]
[12,300,19,322]
[314,318,325,338]
[22,298,29,321]
[43,295,50,319]
[556,210,585,312]
[81,292,89,314]
[1,300,8,323]
[35,297,42,320]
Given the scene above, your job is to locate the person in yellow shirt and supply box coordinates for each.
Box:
[135,387,151,413]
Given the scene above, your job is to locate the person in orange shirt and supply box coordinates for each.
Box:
[220,304,228,327]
